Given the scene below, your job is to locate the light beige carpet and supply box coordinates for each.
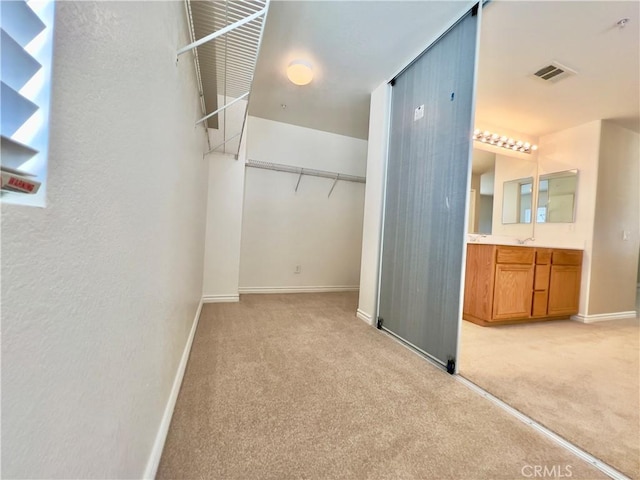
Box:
[460,316,640,478]
[158,293,606,479]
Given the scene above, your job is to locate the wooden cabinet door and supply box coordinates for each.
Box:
[492,264,534,320]
[548,265,581,316]
[464,244,495,321]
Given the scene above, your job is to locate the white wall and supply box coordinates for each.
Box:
[246,117,366,176]
[480,169,495,196]
[1,2,208,478]
[238,117,367,292]
[357,82,391,324]
[535,120,602,315]
[589,121,640,315]
[201,94,248,301]
[201,146,246,301]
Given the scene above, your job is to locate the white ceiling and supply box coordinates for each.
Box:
[249,1,473,139]
[476,1,640,137]
[249,1,640,140]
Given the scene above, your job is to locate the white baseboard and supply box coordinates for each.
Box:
[238,286,359,294]
[143,299,203,479]
[202,294,239,303]
[571,311,637,323]
[356,308,374,325]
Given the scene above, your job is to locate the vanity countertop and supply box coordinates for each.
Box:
[466,234,584,250]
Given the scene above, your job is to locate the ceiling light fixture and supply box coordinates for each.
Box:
[473,129,537,154]
[287,60,313,86]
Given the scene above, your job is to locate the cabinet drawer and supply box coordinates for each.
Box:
[532,291,549,317]
[496,247,535,265]
[535,249,552,264]
[534,264,550,291]
[552,250,582,265]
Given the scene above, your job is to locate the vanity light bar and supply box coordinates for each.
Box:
[473,129,538,154]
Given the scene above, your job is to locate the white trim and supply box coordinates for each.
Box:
[455,4,483,375]
[455,376,631,480]
[238,286,359,294]
[356,308,373,325]
[571,311,637,323]
[143,299,203,479]
[202,294,239,303]
[375,84,393,326]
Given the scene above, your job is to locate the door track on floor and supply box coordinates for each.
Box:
[376,328,630,480]
[455,375,631,480]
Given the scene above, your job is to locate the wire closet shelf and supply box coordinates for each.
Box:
[180,0,269,157]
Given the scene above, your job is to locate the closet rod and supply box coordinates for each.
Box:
[246,159,366,184]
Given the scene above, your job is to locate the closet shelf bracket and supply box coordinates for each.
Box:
[328,175,340,198]
[295,171,304,192]
[246,160,366,196]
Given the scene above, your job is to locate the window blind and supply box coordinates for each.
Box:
[1,0,48,196]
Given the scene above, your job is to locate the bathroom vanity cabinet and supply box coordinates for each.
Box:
[463,244,583,326]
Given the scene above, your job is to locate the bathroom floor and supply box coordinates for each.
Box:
[459,314,640,478]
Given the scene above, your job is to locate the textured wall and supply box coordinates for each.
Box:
[239,117,367,291]
[202,145,247,300]
[246,117,367,176]
[201,95,247,300]
[589,121,639,314]
[535,120,602,315]
[1,2,208,478]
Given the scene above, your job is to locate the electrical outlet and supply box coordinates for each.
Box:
[294,265,302,274]
[622,230,630,241]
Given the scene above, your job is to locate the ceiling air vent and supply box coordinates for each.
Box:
[532,62,576,84]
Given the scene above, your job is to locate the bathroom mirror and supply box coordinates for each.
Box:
[537,169,578,223]
[468,149,495,234]
[469,147,537,237]
[491,151,537,237]
[502,177,534,224]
